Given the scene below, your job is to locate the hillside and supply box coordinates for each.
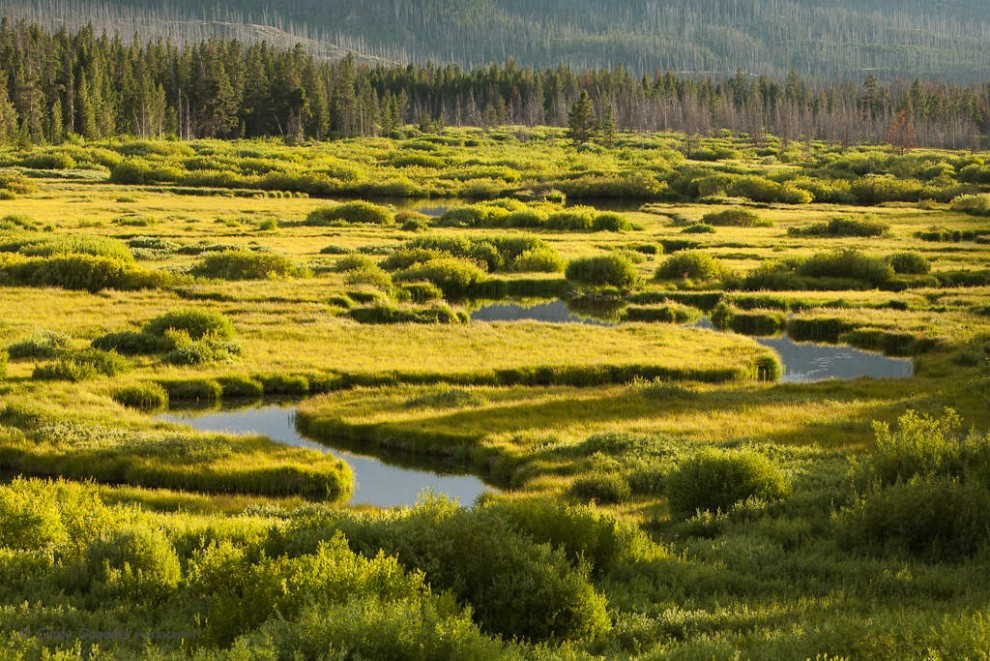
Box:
[3,0,990,81]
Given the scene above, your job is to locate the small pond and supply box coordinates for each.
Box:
[471,301,914,383]
[159,406,490,508]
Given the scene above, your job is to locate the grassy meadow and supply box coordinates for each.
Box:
[0,127,989,659]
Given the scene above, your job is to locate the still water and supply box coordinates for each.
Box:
[159,406,489,508]
[471,301,914,383]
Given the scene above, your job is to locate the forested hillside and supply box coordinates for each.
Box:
[0,22,987,148]
[2,0,990,81]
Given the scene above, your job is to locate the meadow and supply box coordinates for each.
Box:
[0,126,989,659]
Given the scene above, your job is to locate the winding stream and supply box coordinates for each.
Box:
[471,300,914,383]
[159,406,490,508]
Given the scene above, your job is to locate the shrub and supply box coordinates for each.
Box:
[511,246,566,273]
[33,349,130,381]
[1,235,134,263]
[1,255,155,292]
[83,525,182,600]
[787,216,889,238]
[950,193,990,217]
[729,176,811,204]
[111,383,169,410]
[565,254,639,288]
[192,250,304,280]
[305,201,394,225]
[394,258,486,298]
[348,302,468,325]
[92,331,169,355]
[623,303,700,324]
[591,212,633,231]
[157,378,223,404]
[682,222,716,234]
[7,330,71,360]
[850,175,924,203]
[332,254,378,273]
[0,349,5,380]
[261,374,311,395]
[569,473,633,504]
[702,209,771,227]
[887,251,931,275]
[144,309,235,343]
[218,376,265,398]
[502,209,548,228]
[797,249,893,287]
[546,208,595,231]
[163,334,243,365]
[836,409,990,559]
[654,251,729,282]
[666,449,790,517]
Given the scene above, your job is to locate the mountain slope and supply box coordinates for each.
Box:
[3,0,989,80]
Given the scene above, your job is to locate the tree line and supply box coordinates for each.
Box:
[0,20,988,149]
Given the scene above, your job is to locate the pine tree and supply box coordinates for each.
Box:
[597,102,617,148]
[567,90,595,144]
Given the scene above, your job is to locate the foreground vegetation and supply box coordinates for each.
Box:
[0,127,989,659]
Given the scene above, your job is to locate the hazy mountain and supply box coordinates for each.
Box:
[3,0,990,80]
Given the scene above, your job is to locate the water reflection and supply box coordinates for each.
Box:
[159,406,490,508]
[471,300,914,383]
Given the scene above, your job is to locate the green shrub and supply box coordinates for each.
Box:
[192,250,304,280]
[887,251,931,275]
[83,525,181,600]
[305,201,394,225]
[405,385,488,409]
[546,208,595,231]
[502,209,548,228]
[666,449,790,517]
[702,209,771,227]
[950,193,990,217]
[654,251,729,282]
[592,212,633,231]
[7,330,71,360]
[163,334,243,365]
[623,303,700,324]
[0,349,5,380]
[565,254,639,288]
[850,175,924,203]
[788,216,889,238]
[348,302,468,325]
[797,249,893,287]
[836,478,990,559]
[157,378,223,404]
[729,176,811,204]
[218,376,265,398]
[1,235,134,263]
[111,383,169,410]
[92,331,169,355]
[1,255,163,292]
[570,473,633,504]
[261,374,311,395]
[682,222,716,234]
[511,246,566,273]
[394,258,487,298]
[144,309,235,342]
[399,281,443,303]
[33,349,130,381]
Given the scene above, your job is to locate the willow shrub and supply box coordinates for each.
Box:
[192,249,306,280]
[566,254,639,288]
[666,448,790,517]
[654,250,730,282]
[305,201,394,225]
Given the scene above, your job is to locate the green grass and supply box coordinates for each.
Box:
[0,130,988,658]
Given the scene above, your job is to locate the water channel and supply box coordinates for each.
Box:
[159,406,490,508]
[470,300,914,383]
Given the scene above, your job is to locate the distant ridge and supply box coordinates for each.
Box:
[2,0,989,81]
